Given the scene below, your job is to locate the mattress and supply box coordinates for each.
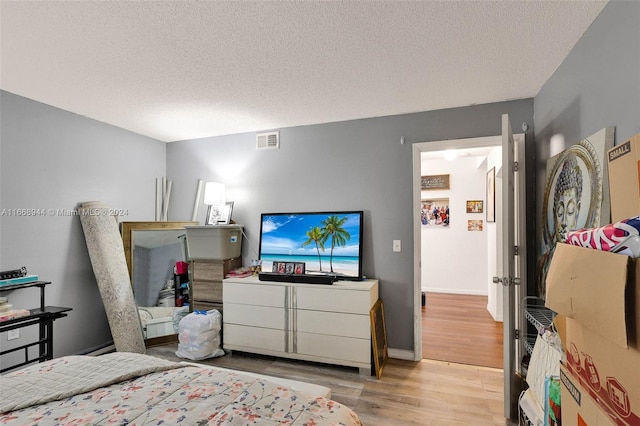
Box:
[0,352,359,425]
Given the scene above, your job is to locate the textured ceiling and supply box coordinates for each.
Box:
[0,1,608,142]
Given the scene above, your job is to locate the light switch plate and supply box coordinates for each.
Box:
[393,240,401,252]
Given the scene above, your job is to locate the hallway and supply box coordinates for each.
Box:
[422,292,503,369]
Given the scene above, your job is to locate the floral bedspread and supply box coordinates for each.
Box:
[0,354,362,425]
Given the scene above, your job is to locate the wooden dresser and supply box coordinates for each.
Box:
[189,257,242,313]
[222,275,378,375]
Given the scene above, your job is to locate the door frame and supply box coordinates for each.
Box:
[411,133,525,361]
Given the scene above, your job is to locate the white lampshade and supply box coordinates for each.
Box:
[203,182,226,205]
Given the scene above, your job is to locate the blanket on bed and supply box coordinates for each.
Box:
[0,353,362,425]
[0,352,185,413]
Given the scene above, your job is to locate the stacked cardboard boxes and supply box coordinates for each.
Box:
[546,243,640,426]
[559,363,619,426]
[607,132,640,222]
[545,130,640,426]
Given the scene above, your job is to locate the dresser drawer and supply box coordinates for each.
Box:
[296,286,375,314]
[191,300,223,314]
[224,324,285,353]
[192,258,241,281]
[296,332,370,364]
[224,303,285,329]
[223,282,286,307]
[192,280,222,302]
[192,262,224,281]
[296,310,370,339]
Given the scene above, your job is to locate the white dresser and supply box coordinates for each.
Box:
[222,275,379,375]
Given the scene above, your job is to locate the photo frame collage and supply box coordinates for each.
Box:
[272,261,305,275]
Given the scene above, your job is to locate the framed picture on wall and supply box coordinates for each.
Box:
[420,198,449,227]
[421,174,450,190]
[466,200,483,213]
[467,219,484,231]
[486,168,495,222]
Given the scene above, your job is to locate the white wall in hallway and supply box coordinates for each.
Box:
[421,156,488,295]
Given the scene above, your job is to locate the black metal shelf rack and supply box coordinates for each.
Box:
[0,281,71,373]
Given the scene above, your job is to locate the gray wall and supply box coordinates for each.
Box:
[167,100,534,351]
[534,1,640,274]
[0,91,166,360]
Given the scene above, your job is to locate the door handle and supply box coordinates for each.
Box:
[492,276,521,286]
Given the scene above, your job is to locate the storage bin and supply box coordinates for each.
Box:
[185,225,243,260]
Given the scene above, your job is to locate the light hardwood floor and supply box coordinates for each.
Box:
[146,292,513,425]
[422,292,503,369]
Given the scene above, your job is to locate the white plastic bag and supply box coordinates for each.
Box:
[526,331,564,416]
[172,306,190,333]
[175,309,225,360]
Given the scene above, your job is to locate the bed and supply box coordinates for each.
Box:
[0,352,363,425]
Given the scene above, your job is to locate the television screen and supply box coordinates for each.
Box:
[258,211,364,280]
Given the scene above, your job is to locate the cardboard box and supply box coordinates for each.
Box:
[546,243,640,425]
[607,132,640,223]
[560,364,616,426]
[185,225,243,260]
[561,318,640,425]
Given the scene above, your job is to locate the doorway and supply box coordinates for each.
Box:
[421,292,504,368]
[412,136,504,368]
[413,119,528,420]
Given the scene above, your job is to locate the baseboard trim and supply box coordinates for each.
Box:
[422,288,488,296]
[488,303,503,322]
[388,348,415,361]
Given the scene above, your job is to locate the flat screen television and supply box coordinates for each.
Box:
[258,211,364,281]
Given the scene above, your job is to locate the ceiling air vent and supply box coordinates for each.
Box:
[256,131,280,150]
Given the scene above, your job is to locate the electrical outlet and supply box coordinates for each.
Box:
[7,329,20,340]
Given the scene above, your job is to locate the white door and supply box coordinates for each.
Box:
[497,113,524,419]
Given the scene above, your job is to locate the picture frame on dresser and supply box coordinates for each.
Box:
[370,298,388,379]
[205,202,234,225]
[272,261,305,275]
